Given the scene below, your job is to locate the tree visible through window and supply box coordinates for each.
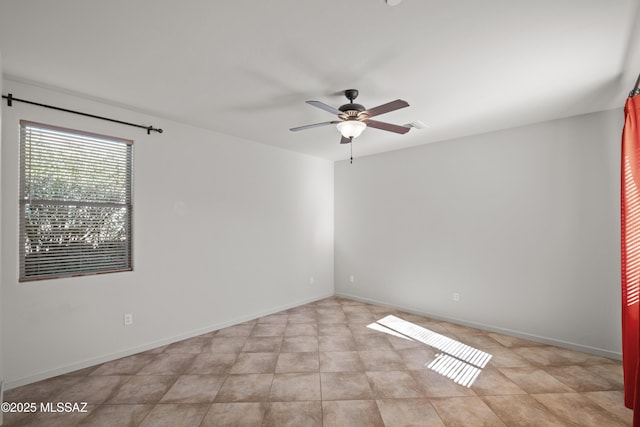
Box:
[19,120,133,281]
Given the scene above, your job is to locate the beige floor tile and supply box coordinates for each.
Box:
[454,333,504,349]
[76,404,153,427]
[366,370,424,398]
[269,373,321,401]
[319,335,357,351]
[284,323,318,336]
[160,375,225,403]
[136,353,197,376]
[214,374,274,402]
[403,318,452,334]
[275,352,319,373]
[588,363,625,390]
[485,346,534,368]
[583,390,633,424]
[359,350,406,371]
[397,347,438,370]
[532,392,629,426]
[281,336,319,352]
[321,372,374,400]
[320,351,365,372]
[185,352,237,375]
[4,375,83,403]
[545,365,619,392]
[440,323,484,336]
[139,403,209,427]
[377,398,445,426]
[230,352,278,374]
[251,323,287,337]
[263,401,322,427]
[208,336,247,353]
[108,375,177,404]
[241,336,283,353]
[497,366,574,394]
[346,313,376,324]
[56,375,131,404]
[512,345,614,367]
[354,334,393,351]
[322,400,384,427]
[342,304,373,314]
[316,309,347,323]
[431,396,506,427]
[201,402,267,427]
[287,305,317,314]
[471,366,526,396]
[386,334,425,350]
[482,394,571,426]
[411,369,477,398]
[317,323,352,336]
[287,313,317,323]
[349,323,380,335]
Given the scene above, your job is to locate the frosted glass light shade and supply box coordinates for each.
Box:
[336,120,366,139]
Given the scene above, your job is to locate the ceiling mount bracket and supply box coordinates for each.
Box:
[344,89,359,102]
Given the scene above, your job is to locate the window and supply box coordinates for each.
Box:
[19,120,133,281]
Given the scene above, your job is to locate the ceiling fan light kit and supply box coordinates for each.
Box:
[336,120,366,139]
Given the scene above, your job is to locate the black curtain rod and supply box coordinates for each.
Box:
[2,93,163,134]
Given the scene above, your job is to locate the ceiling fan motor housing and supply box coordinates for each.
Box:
[339,103,366,117]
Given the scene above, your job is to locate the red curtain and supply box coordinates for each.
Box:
[622,93,640,425]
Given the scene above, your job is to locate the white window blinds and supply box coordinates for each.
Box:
[19,120,133,281]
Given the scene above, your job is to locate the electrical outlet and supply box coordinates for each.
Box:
[309,276,315,285]
[349,275,355,284]
[453,292,460,302]
[124,313,133,326]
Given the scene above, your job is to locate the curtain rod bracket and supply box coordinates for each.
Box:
[6,93,12,107]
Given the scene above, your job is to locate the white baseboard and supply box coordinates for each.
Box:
[335,291,622,361]
[5,292,333,390]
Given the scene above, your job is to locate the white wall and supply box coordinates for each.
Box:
[335,109,622,358]
[0,50,4,426]
[1,80,334,388]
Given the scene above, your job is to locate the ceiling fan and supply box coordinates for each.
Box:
[290,89,410,145]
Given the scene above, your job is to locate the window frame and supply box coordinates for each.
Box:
[18,120,134,281]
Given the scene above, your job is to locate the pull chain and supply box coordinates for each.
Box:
[350,138,353,164]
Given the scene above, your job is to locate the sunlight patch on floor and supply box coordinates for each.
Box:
[369,314,492,387]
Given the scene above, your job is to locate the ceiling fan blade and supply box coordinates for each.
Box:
[340,135,352,144]
[366,120,411,134]
[306,100,343,115]
[364,99,409,118]
[290,121,339,132]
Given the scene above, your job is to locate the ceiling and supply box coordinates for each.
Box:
[0,0,639,161]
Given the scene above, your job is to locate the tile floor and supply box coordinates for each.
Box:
[2,296,632,426]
